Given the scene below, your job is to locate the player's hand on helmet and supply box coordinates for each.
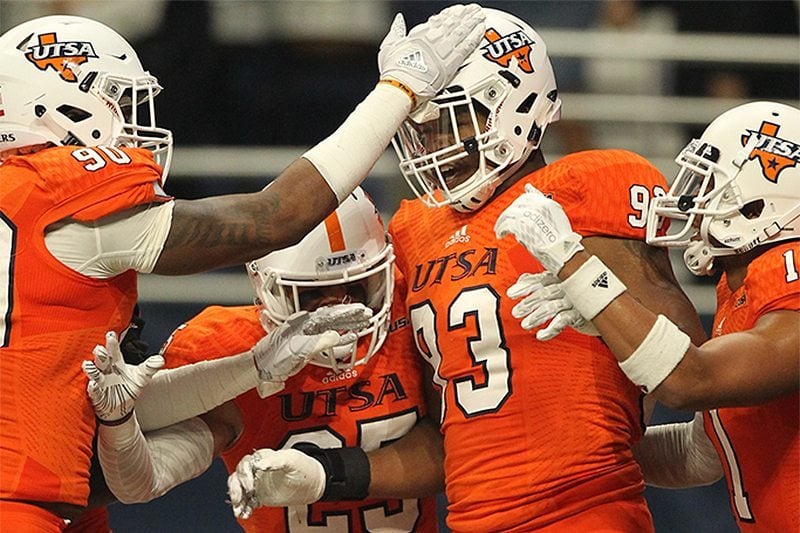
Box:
[227,448,326,518]
[253,303,372,384]
[82,331,165,423]
[507,272,599,341]
[378,4,486,106]
[495,184,585,275]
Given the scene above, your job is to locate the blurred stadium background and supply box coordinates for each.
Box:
[2,1,797,531]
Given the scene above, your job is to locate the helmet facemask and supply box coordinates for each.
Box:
[70,64,173,182]
[393,82,513,211]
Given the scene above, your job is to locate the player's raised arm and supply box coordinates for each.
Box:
[153,4,486,274]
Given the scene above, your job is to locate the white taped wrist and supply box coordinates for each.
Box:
[561,255,626,319]
[634,412,723,488]
[98,416,214,503]
[303,83,412,202]
[619,315,691,393]
[135,351,259,432]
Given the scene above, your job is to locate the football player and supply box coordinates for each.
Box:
[0,7,486,531]
[496,101,800,532]
[77,188,438,532]
[226,6,708,531]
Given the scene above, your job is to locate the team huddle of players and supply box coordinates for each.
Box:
[1,3,797,533]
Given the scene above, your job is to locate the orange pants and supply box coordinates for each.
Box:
[0,501,68,532]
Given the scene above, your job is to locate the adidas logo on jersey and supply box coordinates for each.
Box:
[445,225,471,248]
[321,367,358,385]
[397,50,428,72]
[591,272,609,289]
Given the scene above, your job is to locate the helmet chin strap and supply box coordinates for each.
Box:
[450,148,533,213]
[452,179,496,212]
[683,240,715,276]
[314,339,359,372]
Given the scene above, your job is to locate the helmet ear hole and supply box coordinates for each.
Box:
[56,104,91,123]
[515,92,537,114]
[740,199,765,220]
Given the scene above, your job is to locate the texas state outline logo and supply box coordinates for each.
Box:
[24,32,98,83]
[482,28,535,73]
[741,121,800,183]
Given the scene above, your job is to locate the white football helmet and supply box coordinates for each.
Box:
[0,15,172,181]
[646,101,800,275]
[392,7,561,212]
[247,187,394,369]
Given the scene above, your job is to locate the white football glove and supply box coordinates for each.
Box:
[508,272,599,341]
[254,303,372,383]
[495,184,585,274]
[378,4,486,104]
[82,331,165,423]
[227,448,326,519]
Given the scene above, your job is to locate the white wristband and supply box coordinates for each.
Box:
[619,315,691,393]
[561,255,627,319]
[303,83,412,202]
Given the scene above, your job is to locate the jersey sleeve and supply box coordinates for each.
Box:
[551,150,668,240]
[161,306,265,368]
[24,146,170,223]
[747,242,800,318]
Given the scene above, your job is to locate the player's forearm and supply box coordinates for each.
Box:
[97,416,214,504]
[135,351,259,432]
[556,252,697,405]
[367,417,445,498]
[154,166,336,274]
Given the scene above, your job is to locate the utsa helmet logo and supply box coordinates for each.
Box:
[482,28,535,73]
[24,32,98,83]
[742,121,800,183]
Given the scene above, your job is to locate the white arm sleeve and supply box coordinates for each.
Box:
[135,351,260,432]
[45,201,175,278]
[303,83,411,202]
[633,412,724,488]
[97,416,214,504]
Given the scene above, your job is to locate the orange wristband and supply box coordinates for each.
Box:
[378,79,417,109]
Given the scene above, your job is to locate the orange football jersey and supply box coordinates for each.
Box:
[703,241,799,532]
[0,146,167,506]
[389,150,666,532]
[162,279,437,532]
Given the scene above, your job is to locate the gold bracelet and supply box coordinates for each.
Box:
[377,79,417,109]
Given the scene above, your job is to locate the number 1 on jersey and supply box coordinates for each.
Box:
[0,212,16,347]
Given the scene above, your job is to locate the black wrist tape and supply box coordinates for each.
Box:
[293,444,370,501]
[97,410,134,427]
